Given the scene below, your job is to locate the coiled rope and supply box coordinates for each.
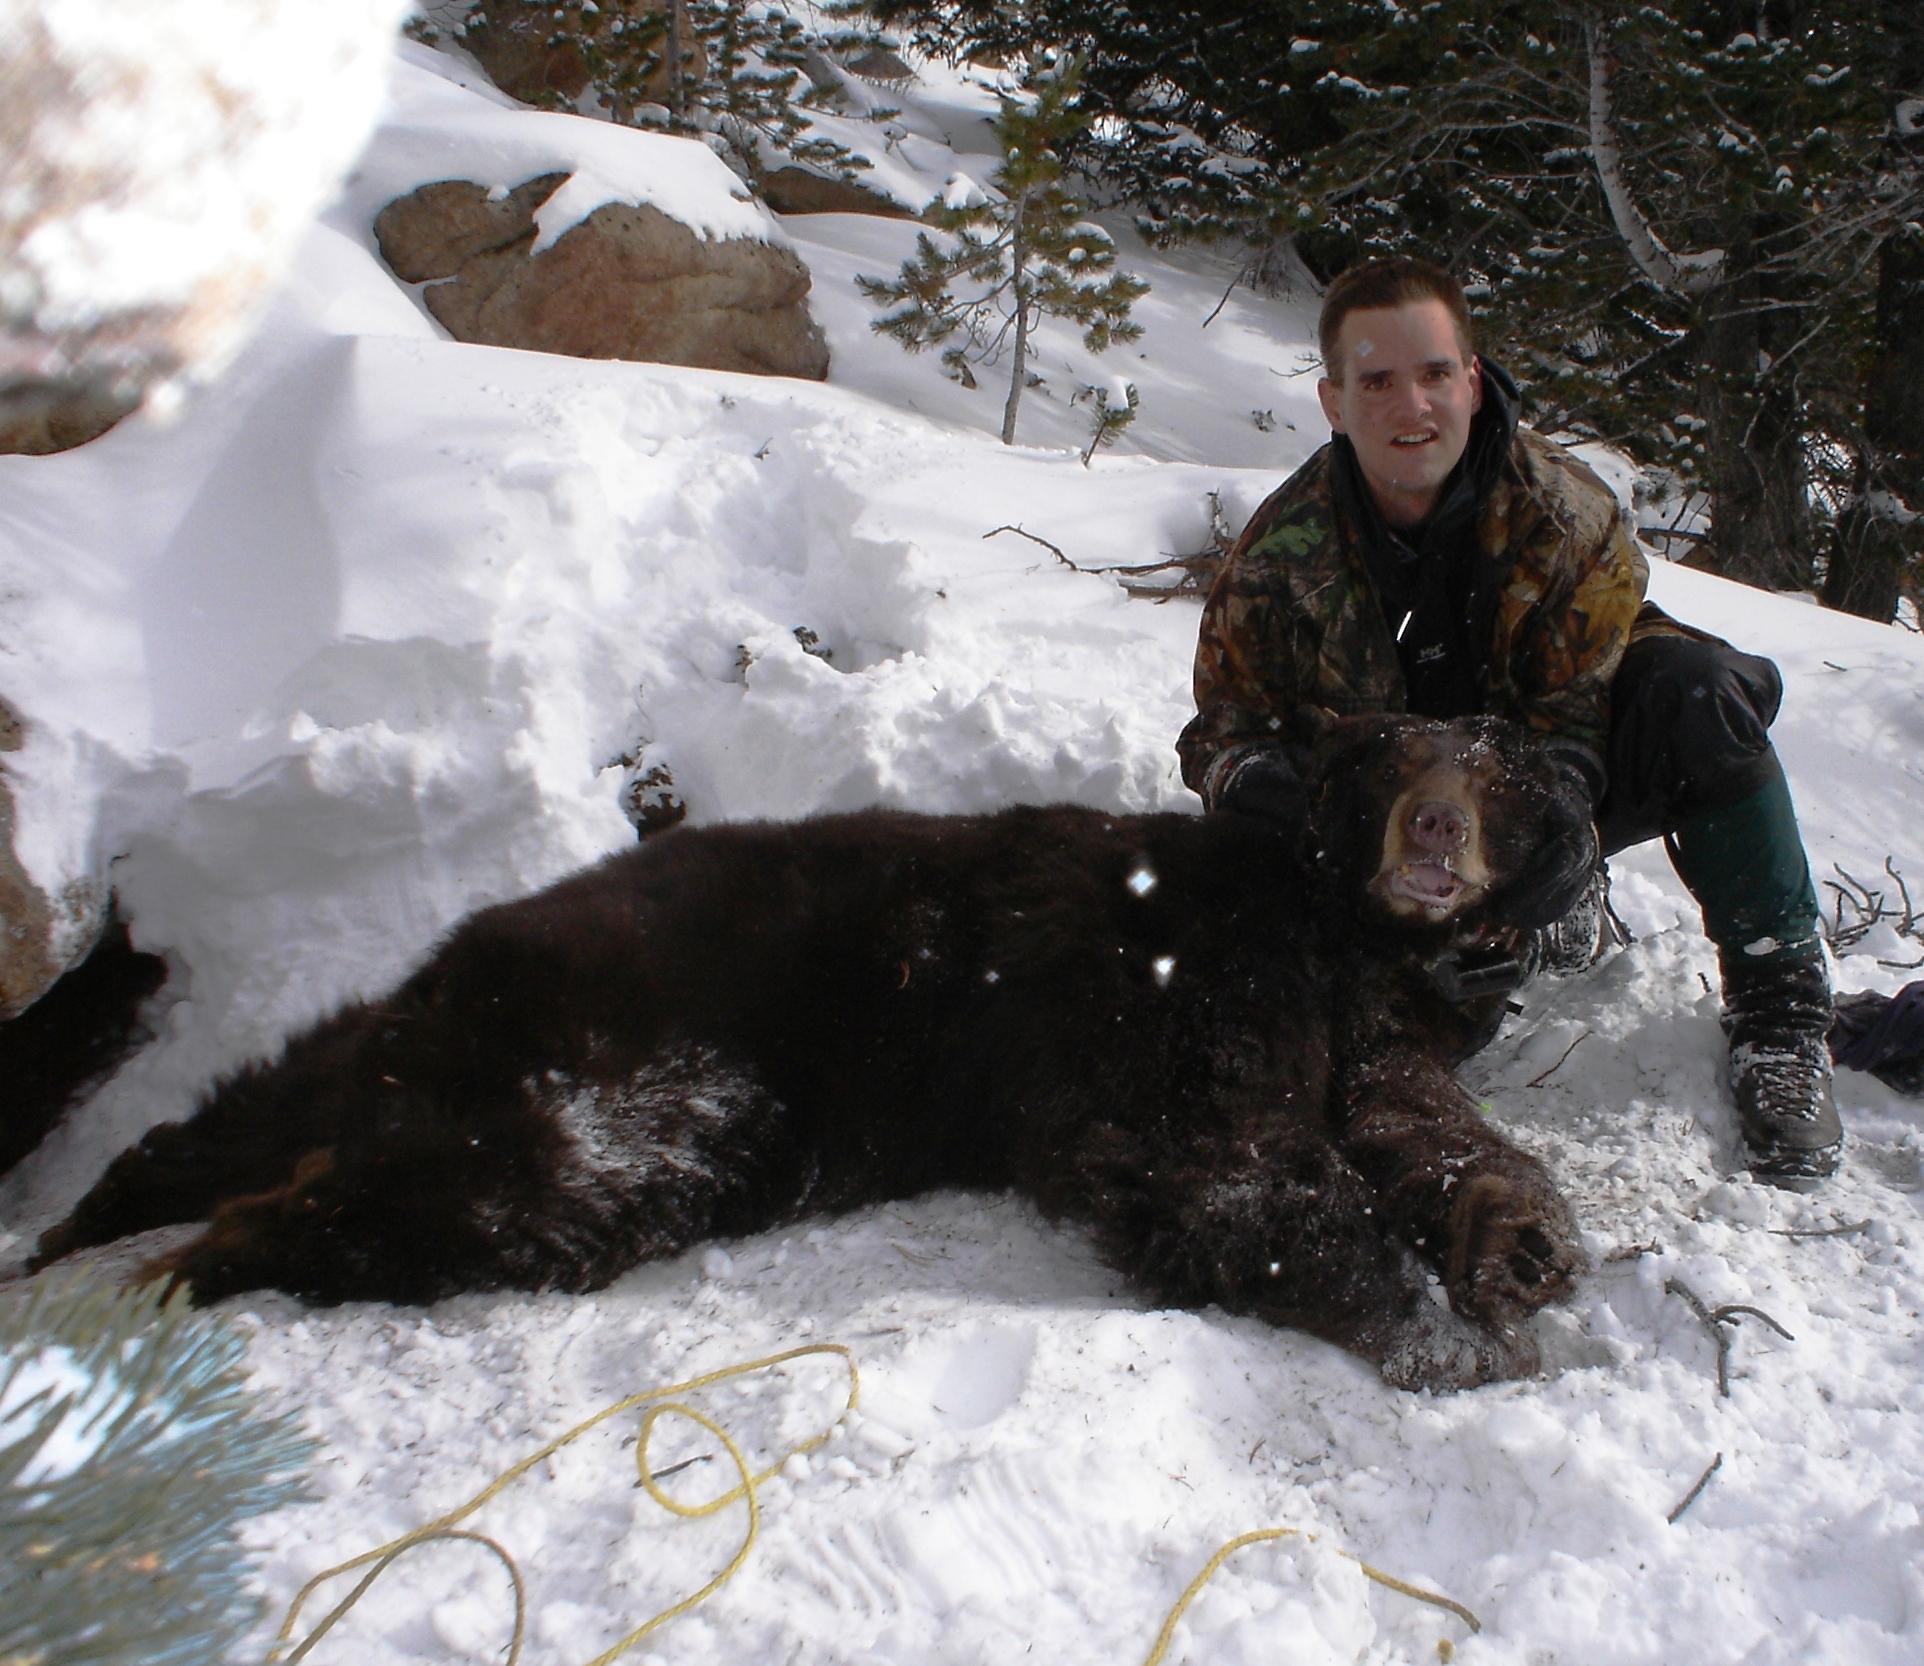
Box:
[269,1341,859,1666]
[268,1338,1479,1665]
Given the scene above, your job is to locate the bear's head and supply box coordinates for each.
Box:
[1303,713,1584,938]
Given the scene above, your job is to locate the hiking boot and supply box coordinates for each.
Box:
[1722,952,1842,1188]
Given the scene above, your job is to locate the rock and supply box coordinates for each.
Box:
[0,379,140,455]
[374,175,830,381]
[458,1,707,110]
[0,695,108,1021]
[846,45,916,84]
[761,167,910,219]
[373,174,571,283]
[459,10,592,104]
[0,909,167,1177]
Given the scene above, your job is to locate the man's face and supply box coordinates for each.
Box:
[1317,298,1483,530]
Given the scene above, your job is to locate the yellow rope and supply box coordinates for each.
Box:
[270,1340,860,1666]
[268,1336,1475,1666]
[1139,1526,1481,1666]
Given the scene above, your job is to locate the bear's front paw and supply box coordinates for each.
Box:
[1445,1173,1585,1326]
[1369,1300,1541,1392]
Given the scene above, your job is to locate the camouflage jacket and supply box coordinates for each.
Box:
[1177,425,1651,807]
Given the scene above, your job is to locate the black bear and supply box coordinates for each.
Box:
[33,713,1587,1391]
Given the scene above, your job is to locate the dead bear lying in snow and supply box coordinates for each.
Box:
[34,713,1587,1391]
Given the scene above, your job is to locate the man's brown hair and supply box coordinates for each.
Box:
[1318,256,1476,382]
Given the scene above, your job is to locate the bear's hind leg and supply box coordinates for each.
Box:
[153,1048,809,1307]
[30,1071,340,1271]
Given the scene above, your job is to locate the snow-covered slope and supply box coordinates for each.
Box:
[2,40,1922,1666]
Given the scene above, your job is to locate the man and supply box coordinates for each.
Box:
[1177,255,1840,1186]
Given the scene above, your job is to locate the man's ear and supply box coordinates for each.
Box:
[1468,355,1484,415]
[1317,375,1345,433]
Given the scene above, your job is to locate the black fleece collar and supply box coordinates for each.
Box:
[1331,358,1522,717]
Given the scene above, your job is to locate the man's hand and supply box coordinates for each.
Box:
[1217,748,1309,825]
[1501,746,1600,930]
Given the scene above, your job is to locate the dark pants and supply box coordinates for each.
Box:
[1597,633,1787,858]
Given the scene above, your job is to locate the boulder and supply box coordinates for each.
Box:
[374,175,830,381]
[846,45,916,84]
[0,695,107,1021]
[761,166,910,219]
[0,379,140,456]
[457,1,707,110]
[373,174,570,284]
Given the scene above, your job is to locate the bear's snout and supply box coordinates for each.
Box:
[1370,767,1497,921]
[1408,799,1468,855]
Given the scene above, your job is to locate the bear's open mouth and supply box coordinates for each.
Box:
[1388,860,1465,911]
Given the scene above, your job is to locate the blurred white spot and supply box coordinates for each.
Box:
[1152,955,1176,987]
[1127,866,1157,897]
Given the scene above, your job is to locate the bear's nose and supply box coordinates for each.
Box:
[1408,799,1468,854]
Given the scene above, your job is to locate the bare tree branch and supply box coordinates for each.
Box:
[1586,19,1723,295]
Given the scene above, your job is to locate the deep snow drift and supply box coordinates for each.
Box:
[2,39,1922,1666]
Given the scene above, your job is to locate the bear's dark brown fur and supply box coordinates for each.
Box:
[34,714,1586,1390]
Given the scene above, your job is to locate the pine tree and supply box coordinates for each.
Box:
[1271,2,1920,605]
[1,1277,316,1666]
[460,0,875,190]
[859,54,1148,445]
[870,1,1921,615]
[701,0,873,189]
[861,1,1301,251]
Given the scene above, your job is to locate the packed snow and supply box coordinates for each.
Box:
[3,36,1923,1666]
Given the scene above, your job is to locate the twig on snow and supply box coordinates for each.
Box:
[1665,1452,1723,1524]
[1524,1030,1590,1088]
[986,497,1235,602]
[984,523,1075,568]
[1603,1240,1662,1264]
[1822,857,1921,954]
[1665,1277,1796,1397]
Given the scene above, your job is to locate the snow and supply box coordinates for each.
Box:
[358,43,773,253]
[4,34,1924,1666]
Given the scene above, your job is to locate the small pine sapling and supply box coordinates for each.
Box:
[1077,380,1139,465]
[0,1277,316,1666]
[858,54,1148,445]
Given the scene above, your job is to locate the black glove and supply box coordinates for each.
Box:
[1499,742,1601,931]
[1217,748,1309,826]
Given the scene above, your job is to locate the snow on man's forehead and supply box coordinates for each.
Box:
[1354,338,1375,358]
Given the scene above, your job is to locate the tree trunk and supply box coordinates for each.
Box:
[1822,11,1924,622]
[667,0,688,126]
[1822,231,1924,621]
[1693,237,1816,593]
[1001,194,1031,445]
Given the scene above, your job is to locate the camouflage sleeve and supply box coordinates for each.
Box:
[1495,443,1650,762]
[1175,485,1329,806]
